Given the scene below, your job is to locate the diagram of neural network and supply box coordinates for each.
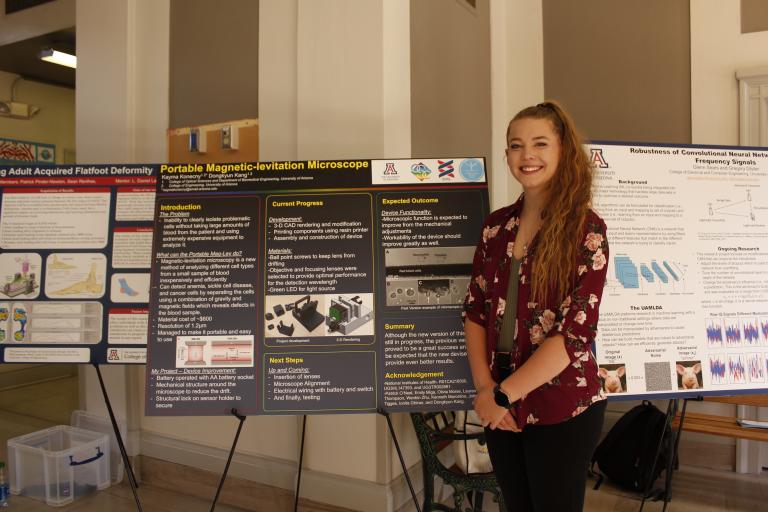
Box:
[610,255,686,293]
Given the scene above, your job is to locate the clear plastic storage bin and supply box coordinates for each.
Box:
[7,425,111,506]
[71,410,125,484]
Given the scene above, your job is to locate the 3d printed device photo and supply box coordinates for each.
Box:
[326,295,372,335]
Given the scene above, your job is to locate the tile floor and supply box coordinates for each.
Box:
[2,373,767,511]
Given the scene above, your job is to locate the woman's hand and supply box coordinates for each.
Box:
[473,386,519,432]
[495,410,520,432]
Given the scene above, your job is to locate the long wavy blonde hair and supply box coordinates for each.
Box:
[508,100,593,305]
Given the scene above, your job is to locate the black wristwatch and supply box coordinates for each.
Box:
[493,384,514,408]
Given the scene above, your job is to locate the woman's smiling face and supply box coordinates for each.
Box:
[506,117,561,194]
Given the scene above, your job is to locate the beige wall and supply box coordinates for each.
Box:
[543,0,691,144]
[741,0,768,34]
[76,0,169,164]
[169,0,259,129]
[0,364,34,375]
[692,0,768,145]
[410,0,491,168]
[0,0,74,46]
[489,0,544,210]
[258,0,297,161]
[141,408,300,459]
[0,70,75,163]
[296,0,384,160]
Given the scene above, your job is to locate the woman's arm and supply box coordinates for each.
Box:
[496,333,569,408]
[465,319,494,393]
[466,319,520,431]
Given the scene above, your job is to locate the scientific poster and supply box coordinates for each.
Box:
[591,143,768,399]
[145,158,487,415]
[0,164,157,364]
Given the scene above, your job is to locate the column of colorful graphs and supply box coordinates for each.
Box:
[708,353,768,385]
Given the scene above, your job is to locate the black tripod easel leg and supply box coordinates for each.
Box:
[639,399,677,512]
[210,408,246,512]
[380,410,422,512]
[660,398,690,512]
[92,363,143,512]
[294,415,306,512]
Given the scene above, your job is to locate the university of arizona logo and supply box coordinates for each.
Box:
[384,162,397,175]
[438,160,455,178]
[590,148,609,168]
[411,162,432,181]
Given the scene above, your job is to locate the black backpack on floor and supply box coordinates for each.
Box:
[590,401,671,493]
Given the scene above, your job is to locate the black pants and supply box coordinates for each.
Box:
[484,400,606,512]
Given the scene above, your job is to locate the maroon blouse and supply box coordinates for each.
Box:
[463,194,609,427]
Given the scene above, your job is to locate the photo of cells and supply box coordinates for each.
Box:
[746,353,764,383]
[743,319,760,346]
[725,318,741,347]
[728,354,746,384]
[706,319,723,348]
[709,354,726,385]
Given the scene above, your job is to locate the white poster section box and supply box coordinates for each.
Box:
[590,142,768,401]
[7,425,111,506]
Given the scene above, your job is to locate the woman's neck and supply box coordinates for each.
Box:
[521,188,547,221]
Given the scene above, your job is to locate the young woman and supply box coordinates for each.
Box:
[463,101,609,511]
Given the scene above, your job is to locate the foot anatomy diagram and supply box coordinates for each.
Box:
[49,255,76,270]
[118,278,139,297]
[13,307,27,341]
[52,262,104,296]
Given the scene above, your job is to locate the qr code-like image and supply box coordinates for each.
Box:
[644,362,672,392]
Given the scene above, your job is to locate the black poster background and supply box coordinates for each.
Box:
[145,159,489,416]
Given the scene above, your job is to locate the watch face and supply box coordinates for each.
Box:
[494,386,509,408]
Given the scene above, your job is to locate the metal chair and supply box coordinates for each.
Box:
[410,411,506,512]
